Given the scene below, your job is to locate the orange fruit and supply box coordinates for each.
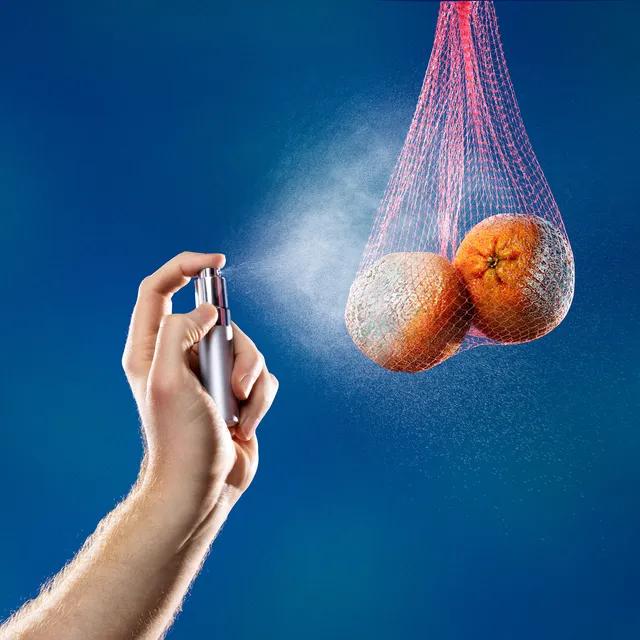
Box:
[345,252,473,372]
[453,214,574,343]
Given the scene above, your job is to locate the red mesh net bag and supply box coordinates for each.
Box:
[345,0,574,372]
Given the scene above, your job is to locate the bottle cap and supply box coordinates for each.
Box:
[194,268,229,309]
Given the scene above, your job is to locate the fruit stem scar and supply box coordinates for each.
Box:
[487,255,499,269]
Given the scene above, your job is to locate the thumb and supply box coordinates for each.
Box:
[153,304,218,372]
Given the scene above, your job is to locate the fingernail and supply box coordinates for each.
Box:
[238,374,252,399]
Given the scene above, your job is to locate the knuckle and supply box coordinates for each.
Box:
[121,351,134,375]
[159,314,203,346]
[267,383,278,404]
[183,317,204,344]
[138,275,154,296]
[257,381,276,408]
[121,348,141,378]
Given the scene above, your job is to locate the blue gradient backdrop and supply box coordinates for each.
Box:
[1,1,638,638]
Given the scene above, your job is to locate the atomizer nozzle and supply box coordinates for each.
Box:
[198,267,222,278]
[194,266,230,324]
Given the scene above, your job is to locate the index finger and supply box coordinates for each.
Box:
[123,251,225,381]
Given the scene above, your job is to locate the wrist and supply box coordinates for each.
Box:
[135,459,240,546]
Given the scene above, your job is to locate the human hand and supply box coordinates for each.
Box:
[0,252,278,640]
[122,252,279,517]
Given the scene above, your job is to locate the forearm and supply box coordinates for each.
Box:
[1,252,275,639]
[0,468,237,640]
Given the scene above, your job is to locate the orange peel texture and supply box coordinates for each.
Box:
[454,214,574,343]
[345,252,473,372]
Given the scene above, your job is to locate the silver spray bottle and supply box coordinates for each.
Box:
[194,267,239,426]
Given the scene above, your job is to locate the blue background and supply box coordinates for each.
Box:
[1,1,639,638]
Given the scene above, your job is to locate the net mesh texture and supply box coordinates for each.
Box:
[345,0,574,372]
